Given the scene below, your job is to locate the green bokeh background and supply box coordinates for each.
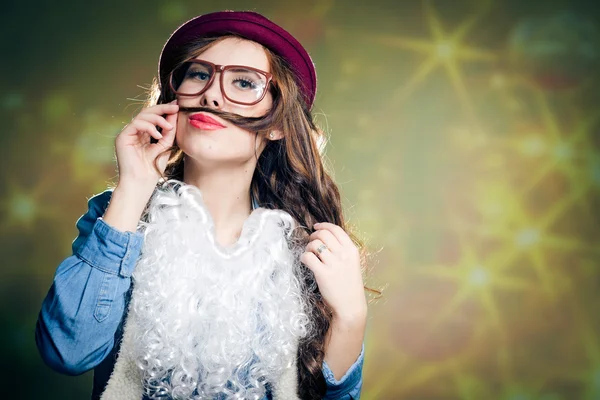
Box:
[3,0,600,398]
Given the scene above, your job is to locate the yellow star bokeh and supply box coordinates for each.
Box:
[373,0,496,129]
[357,0,600,398]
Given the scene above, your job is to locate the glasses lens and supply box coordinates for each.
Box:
[222,68,268,104]
[171,62,213,95]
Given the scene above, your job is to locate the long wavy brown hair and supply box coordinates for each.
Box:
[144,34,374,399]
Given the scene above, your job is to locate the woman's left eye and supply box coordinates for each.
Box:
[233,78,256,90]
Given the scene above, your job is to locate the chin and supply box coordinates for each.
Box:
[184,149,257,170]
[181,144,257,168]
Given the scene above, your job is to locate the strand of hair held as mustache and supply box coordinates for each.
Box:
[177,106,275,133]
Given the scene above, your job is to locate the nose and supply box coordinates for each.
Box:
[199,72,224,109]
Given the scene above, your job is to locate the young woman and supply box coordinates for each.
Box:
[36,11,367,400]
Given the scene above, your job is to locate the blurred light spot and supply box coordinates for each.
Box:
[473,131,488,146]
[158,2,186,24]
[469,266,489,286]
[490,73,507,89]
[71,110,122,182]
[483,153,506,168]
[519,136,546,156]
[378,165,393,180]
[553,143,572,161]
[515,228,540,247]
[481,201,504,217]
[358,189,374,202]
[507,98,522,111]
[2,93,24,110]
[10,193,37,224]
[341,60,359,75]
[450,127,470,146]
[357,114,372,128]
[349,136,362,149]
[436,41,453,59]
[42,93,70,121]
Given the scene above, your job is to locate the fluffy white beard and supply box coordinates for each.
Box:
[128,181,314,399]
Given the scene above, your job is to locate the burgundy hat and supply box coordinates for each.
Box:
[158,10,317,108]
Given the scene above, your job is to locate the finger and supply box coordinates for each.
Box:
[306,239,333,263]
[131,119,163,140]
[164,110,178,130]
[136,113,173,132]
[309,229,341,252]
[158,112,178,148]
[313,222,354,247]
[141,102,179,116]
[300,251,325,276]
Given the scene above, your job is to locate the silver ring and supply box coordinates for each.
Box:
[316,243,328,254]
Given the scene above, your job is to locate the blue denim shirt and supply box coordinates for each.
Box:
[35,190,364,399]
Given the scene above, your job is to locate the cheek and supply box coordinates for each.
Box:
[233,132,261,154]
[234,94,273,118]
[249,96,273,118]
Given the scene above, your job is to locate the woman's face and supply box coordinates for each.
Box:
[174,37,274,169]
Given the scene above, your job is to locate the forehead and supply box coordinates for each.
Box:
[194,37,271,72]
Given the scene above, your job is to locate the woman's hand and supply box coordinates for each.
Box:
[115,100,179,190]
[301,222,367,324]
[302,222,367,380]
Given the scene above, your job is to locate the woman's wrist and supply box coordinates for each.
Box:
[331,307,367,331]
[103,182,155,233]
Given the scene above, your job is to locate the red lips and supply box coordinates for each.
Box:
[189,113,226,130]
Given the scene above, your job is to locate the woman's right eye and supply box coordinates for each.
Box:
[187,71,211,81]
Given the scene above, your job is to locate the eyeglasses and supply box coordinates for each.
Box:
[168,59,274,106]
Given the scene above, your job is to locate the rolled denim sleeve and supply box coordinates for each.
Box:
[35,190,144,376]
[322,343,365,399]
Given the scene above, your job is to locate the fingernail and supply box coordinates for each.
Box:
[314,223,320,227]
[167,123,173,129]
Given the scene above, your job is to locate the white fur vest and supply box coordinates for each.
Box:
[99,182,307,399]
[98,301,301,399]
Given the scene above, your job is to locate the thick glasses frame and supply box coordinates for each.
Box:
[168,59,274,106]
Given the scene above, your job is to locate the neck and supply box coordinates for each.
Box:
[183,157,255,247]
